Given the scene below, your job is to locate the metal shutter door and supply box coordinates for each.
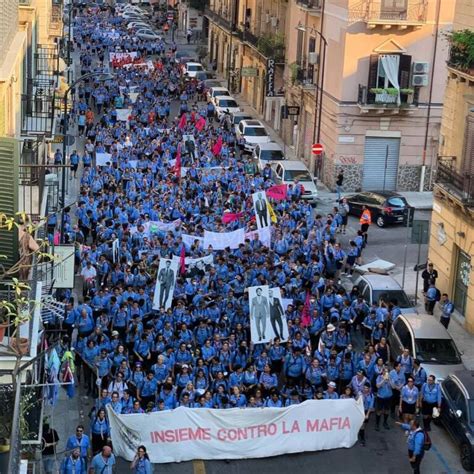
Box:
[362,137,400,191]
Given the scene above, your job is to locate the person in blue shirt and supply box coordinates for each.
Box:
[138,371,158,408]
[89,445,116,474]
[420,375,442,432]
[412,359,427,391]
[396,419,426,474]
[283,347,306,386]
[65,425,90,466]
[265,391,283,407]
[130,445,153,474]
[359,383,374,446]
[90,408,110,454]
[424,282,439,315]
[375,368,393,431]
[323,381,339,400]
[399,377,419,424]
[60,448,87,474]
[440,293,454,329]
[229,386,247,408]
[390,361,406,419]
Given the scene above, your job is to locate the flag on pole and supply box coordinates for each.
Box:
[195,116,206,131]
[174,144,182,179]
[179,246,186,275]
[266,184,288,201]
[212,136,223,156]
[178,113,187,130]
[267,202,278,223]
[301,291,312,328]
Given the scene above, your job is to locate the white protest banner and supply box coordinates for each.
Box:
[107,398,365,464]
[116,108,132,122]
[245,226,272,248]
[182,234,204,249]
[112,238,119,264]
[203,228,245,250]
[129,92,139,103]
[96,152,112,166]
[109,52,138,62]
[172,254,214,279]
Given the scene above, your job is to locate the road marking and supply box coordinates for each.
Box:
[193,459,206,474]
[431,444,454,474]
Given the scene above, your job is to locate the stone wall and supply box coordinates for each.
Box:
[397,165,433,191]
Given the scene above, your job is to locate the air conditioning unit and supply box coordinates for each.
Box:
[308,52,319,65]
[412,61,429,74]
[412,74,429,87]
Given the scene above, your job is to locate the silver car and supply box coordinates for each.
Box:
[388,313,465,381]
[352,273,416,313]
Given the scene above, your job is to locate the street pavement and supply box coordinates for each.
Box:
[45,12,472,474]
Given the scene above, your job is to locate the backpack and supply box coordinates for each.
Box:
[417,430,432,451]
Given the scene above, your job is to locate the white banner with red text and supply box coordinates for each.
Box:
[107,398,365,463]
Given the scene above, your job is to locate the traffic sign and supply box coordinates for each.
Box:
[312,143,324,155]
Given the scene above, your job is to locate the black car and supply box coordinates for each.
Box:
[439,371,474,471]
[341,191,414,228]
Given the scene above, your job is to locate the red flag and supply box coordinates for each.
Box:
[212,136,223,156]
[222,212,243,224]
[266,184,288,201]
[174,144,181,179]
[178,113,187,130]
[195,116,206,132]
[301,291,312,328]
[179,246,186,275]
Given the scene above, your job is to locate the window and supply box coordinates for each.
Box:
[462,112,474,175]
[368,54,412,90]
[381,0,408,19]
[394,319,412,352]
[415,339,462,365]
[218,99,238,108]
[284,170,312,182]
[260,150,284,161]
[387,197,407,208]
[444,380,468,421]
[372,290,412,308]
[244,127,268,137]
[296,29,304,66]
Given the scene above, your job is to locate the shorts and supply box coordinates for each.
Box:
[401,401,416,415]
[71,164,78,172]
[376,397,391,411]
[342,215,348,225]
[422,401,437,416]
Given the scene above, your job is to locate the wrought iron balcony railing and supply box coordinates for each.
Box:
[204,7,232,32]
[435,159,474,207]
[349,0,427,26]
[21,78,56,137]
[358,84,419,108]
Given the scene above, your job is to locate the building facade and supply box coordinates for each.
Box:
[282,0,455,191]
[428,0,474,332]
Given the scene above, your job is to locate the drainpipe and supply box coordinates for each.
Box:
[420,0,440,192]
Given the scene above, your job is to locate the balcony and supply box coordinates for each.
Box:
[435,159,474,208]
[296,0,322,16]
[349,1,427,29]
[358,84,419,112]
[204,7,232,32]
[241,30,285,62]
[35,44,60,83]
[49,2,63,37]
[446,29,474,80]
[21,79,56,138]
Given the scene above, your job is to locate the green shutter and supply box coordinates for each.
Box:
[0,137,19,271]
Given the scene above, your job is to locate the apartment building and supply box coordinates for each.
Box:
[282,0,455,191]
[428,0,474,332]
[0,0,63,267]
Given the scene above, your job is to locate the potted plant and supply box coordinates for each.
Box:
[289,62,300,84]
[400,88,415,104]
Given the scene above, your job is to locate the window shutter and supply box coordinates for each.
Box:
[0,137,19,271]
[368,54,379,88]
[462,112,474,175]
[398,54,412,89]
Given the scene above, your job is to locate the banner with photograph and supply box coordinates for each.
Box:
[107,398,365,463]
[96,152,112,167]
[172,254,214,279]
[248,285,271,344]
[245,226,272,248]
[268,287,289,342]
[112,238,119,264]
[130,220,181,237]
[152,258,179,310]
[182,234,204,249]
[252,192,271,230]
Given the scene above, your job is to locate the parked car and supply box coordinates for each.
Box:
[439,371,474,471]
[231,112,253,133]
[352,273,415,313]
[341,191,415,228]
[253,142,285,171]
[174,51,197,64]
[203,79,224,93]
[214,96,240,119]
[207,86,231,105]
[135,28,161,40]
[236,120,271,152]
[183,62,205,79]
[388,313,465,381]
[271,161,318,204]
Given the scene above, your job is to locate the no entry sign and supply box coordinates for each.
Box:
[312,143,324,155]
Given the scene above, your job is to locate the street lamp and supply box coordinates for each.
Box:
[60,72,115,243]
